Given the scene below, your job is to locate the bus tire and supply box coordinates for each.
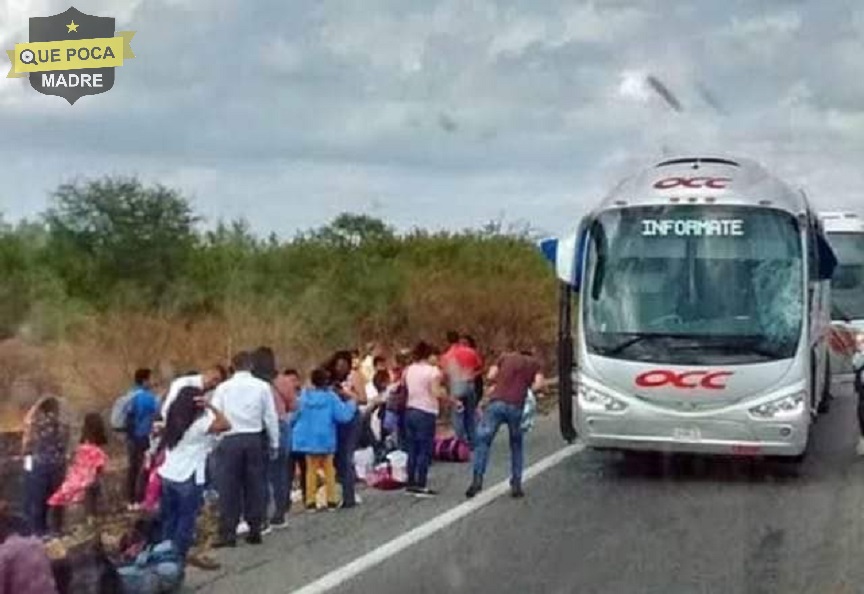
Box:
[818,358,831,414]
[823,357,833,400]
[809,350,823,417]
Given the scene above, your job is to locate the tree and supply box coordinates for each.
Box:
[44,176,199,308]
[306,213,395,248]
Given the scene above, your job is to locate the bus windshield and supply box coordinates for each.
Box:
[584,205,804,365]
[826,232,864,320]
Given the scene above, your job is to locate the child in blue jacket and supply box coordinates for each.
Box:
[292,368,358,510]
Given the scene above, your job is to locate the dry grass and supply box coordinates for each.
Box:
[0,277,557,430]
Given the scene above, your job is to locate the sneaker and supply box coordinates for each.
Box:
[412,488,438,499]
[856,438,864,456]
[327,503,339,512]
[305,504,317,513]
[236,521,250,536]
[510,485,525,499]
[405,486,420,495]
[186,553,221,571]
[260,524,273,536]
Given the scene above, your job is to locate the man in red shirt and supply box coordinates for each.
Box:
[466,344,546,499]
[440,331,483,448]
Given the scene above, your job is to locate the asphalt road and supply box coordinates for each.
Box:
[190,382,864,594]
[337,382,864,594]
[187,409,568,593]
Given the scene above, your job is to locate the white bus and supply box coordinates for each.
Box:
[820,212,864,382]
[544,156,837,461]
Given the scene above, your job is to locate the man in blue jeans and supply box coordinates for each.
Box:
[466,346,546,499]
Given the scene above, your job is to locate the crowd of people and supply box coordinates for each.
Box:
[3,331,547,591]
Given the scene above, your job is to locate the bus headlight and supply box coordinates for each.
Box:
[579,385,628,412]
[749,392,805,419]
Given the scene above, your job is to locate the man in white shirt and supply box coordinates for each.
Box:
[161,365,228,420]
[210,352,280,547]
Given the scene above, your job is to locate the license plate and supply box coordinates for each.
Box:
[673,427,701,441]
[730,445,762,456]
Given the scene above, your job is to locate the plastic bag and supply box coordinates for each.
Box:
[385,451,408,483]
[354,447,375,483]
[521,390,537,433]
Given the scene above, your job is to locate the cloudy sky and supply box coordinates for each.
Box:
[1,0,863,238]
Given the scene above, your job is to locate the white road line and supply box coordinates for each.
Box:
[290,442,585,594]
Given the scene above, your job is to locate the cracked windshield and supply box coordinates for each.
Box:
[1,2,863,594]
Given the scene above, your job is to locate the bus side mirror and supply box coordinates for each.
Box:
[539,224,588,291]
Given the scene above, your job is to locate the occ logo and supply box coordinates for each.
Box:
[653,177,732,190]
[635,370,734,390]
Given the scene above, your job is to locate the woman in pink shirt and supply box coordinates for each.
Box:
[403,341,459,497]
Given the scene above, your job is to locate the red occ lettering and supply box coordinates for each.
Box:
[653,177,732,190]
[635,370,734,390]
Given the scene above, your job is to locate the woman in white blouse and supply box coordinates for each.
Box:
[157,386,231,560]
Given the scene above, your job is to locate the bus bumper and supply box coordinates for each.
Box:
[577,400,810,458]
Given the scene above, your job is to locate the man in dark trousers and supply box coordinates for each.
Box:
[211,351,280,547]
[466,344,546,499]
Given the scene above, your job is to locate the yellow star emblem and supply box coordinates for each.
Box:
[66,20,79,33]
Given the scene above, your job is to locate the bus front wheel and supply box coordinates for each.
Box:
[819,360,831,415]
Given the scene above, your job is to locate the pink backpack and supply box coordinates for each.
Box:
[432,437,471,462]
[142,450,166,512]
[367,462,406,490]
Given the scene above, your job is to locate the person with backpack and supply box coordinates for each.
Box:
[157,386,231,561]
[125,369,160,511]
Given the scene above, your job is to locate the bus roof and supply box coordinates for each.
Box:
[592,155,810,217]
[819,212,864,233]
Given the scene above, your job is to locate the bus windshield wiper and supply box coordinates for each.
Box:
[669,341,783,360]
[602,333,785,359]
[602,332,699,356]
